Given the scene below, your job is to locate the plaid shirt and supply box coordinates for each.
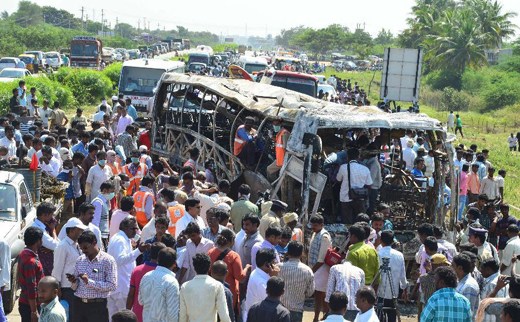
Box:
[73,250,117,299]
[420,287,472,322]
[456,273,480,319]
[18,248,44,305]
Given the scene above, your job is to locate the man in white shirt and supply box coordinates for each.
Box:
[139,247,180,322]
[508,133,518,151]
[116,105,134,136]
[336,148,373,224]
[51,217,86,318]
[402,139,417,171]
[377,231,408,322]
[501,224,520,276]
[175,199,207,238]
[480,167,500,202]
[447,111,455,132]
[31,202,60,275]
[92,105,107,122]
[193,188,220,225]
[0,125,17,157]
[243,248,279,321]
[107,216,150,318]
[179,253,231,322]
[0,238,11,321]
[178,222,214,283]
[354,286,379,322]
[38,99,51,129]
[326,258,365,321]
[40,146,61,177]
[323,292,350,322]
[58,203,103,251]
[85,151,113,201]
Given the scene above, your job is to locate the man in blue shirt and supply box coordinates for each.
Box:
[125,98,138,121]
[71,132,90,157]
[17,80,27,108]
[421,266,471,322]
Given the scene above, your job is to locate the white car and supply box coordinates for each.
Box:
[318,83,338,99]
[45,51,63,69]
[0,68,33,82]
[315,75,326,84]
[0,57,21,71]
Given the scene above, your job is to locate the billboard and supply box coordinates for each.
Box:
[380,48,423,102]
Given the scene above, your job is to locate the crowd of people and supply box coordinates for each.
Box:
[1,79,520,322]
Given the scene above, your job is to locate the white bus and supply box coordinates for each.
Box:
[237,56,268,79]
[118,59,185,120]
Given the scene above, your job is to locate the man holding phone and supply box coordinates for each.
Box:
[107,216,151,319]
[68,230,117,322]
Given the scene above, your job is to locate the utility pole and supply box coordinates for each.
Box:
[157,22,160,30]
[80,7,85,29]
[101,9,105,35]
[147,21,150,31]
[137,19,140,32]
[143,17,146,31]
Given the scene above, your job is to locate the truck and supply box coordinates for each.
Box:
[0,170,37,314]
[70,36,103,69]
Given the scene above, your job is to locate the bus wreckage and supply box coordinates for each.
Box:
[150,73,456,259]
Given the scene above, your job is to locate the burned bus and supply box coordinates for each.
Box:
[150,73,456,258]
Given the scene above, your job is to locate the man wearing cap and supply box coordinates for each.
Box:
[233,116,258,167]
[501,224,520,276]
[51,217,87,319]
[402,139,417,171]
[283,213,303,243]
[111,95,121,114]
[468,224,499,263]
[259,200,287,238]
[416,253,450,314]
[266,119,291,182]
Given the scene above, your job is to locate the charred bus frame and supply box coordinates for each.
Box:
[150,73,456,232]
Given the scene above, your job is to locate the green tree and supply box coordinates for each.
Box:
[275,26,306,48]
[11,1,43,26]
[374,28,394,45]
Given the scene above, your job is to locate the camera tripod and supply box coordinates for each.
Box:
[371,257,402,322]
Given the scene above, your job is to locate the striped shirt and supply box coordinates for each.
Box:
[456,274,480,319]
[325,261,365,311]
[73,250,117,299]
[278,258,315,312]
[138,266,180,322]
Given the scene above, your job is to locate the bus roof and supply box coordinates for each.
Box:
[158,73,442,132]
[122,59,185,70]
[238,56,268,65]
[269,71,318,81]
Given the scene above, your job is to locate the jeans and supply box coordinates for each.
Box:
[289,311,303,322]
[0,291,6,322]
[19,303,32,322]
[458,195,467,221]
[367,188,379,216]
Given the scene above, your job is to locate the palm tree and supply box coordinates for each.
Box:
[426,9,489,73]
[464,0,517,48]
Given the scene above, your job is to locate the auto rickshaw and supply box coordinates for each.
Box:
[18,54,36,73]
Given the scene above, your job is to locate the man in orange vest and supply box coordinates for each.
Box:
[123,149,148,195]
[266,118,290,181]
[133,175,155,228]
[233,116,257,167]
[159,187,186,237]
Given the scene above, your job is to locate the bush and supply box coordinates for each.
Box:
[60,69,113,104]
[424,69,462,90]
[101,62,122,89]
[481,80,520,110]
[440,87,470,111]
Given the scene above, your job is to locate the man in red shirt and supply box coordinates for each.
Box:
[18,226,45,322]
[138,121,152,151]
[127,242,166,322]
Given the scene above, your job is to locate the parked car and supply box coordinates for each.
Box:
[115,48,129,61]
[18,54,36,73]
[0,57,21,71]
[0,171,37,314]
[128,49,140,59]
[24,51,46,66]
[45,51,63,69]
[0,68,34,82]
